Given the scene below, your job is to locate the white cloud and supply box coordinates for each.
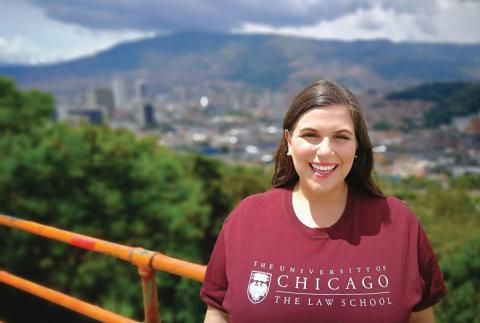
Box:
[432,0,480,43]
[0,35,47,64]
[234,1,480,43]
[0,0,155,64]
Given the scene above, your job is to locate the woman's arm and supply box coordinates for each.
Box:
[204,306,229,323]
[409,306,434,323]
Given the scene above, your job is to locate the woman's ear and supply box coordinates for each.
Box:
[285,129,292,156]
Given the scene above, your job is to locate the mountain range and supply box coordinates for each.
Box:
[1,31,480,95]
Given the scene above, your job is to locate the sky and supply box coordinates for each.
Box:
[1,0,479,65]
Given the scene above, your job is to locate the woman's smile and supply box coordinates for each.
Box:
[309,162,338,178]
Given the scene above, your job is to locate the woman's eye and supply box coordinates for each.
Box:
[302,133,317,137]
[335,135,350,140]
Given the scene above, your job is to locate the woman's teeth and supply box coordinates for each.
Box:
[311,164,336,172]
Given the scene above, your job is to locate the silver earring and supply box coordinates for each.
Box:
[354,154,358,159]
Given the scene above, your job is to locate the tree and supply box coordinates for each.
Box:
[436,234,480,322]
[0,124,210,322]
[0,77,53,133]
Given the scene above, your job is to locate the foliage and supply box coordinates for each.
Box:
[0,124,211,322]
[437,235,480,322]
[186,154,271,259]
[386,82,467,103]
[372,121,392,131]
[449,174,480,190]
[425,82,480,127]
[0,77,53,134]
[385,81,480,127]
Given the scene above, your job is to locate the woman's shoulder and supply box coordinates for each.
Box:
[385,195,418,220]
[238,187,287,206]
[223,187,287,224]
[354,191,421,226]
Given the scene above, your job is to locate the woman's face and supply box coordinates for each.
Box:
[285,105,357,197]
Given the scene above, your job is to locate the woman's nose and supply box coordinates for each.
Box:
[316,137,333,155]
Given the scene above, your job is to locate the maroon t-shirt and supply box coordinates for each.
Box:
[201,187,447,323]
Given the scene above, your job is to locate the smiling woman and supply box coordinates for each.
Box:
[201,80,447,323]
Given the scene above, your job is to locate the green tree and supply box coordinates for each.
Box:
[184,155,271,259]
[372,121,392,131]
[0,124,210,322]
[437,234,480,323]
[385,81,480,127]
[0,77,53,133]
[0,126,271,322]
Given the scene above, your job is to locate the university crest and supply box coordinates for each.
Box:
[247,271,272,304]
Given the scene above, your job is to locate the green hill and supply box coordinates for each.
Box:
[387,81,480,127]
[1,31,480,95]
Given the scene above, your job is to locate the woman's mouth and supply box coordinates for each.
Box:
[310,163,338,178]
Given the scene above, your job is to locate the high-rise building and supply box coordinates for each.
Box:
[55,103,107,125]
[144,103,156,126]
[112,77,127,108]
[87,87,115,116]
[134,78,148,100]
[131,102,157,127]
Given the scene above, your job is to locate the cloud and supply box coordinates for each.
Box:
[24,0,448,32]
[0,0,155,64]
[0,36,43,64]
[234,7,423,42]
[234,1,480,43]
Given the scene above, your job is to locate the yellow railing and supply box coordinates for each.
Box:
[0,214,207,322]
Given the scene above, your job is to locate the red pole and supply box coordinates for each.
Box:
[138,266,161,323]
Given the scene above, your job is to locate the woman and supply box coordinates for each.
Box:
[201,80,447,322]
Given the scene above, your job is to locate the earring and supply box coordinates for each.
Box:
[286,151,291,156]
[354,154,358,159]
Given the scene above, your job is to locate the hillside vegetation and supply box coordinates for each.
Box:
[2,32,480,94]
[387,81,480,127]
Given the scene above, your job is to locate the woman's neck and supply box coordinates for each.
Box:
[292,181,349,228]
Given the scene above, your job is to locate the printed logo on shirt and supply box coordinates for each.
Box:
[247,271,272,304]
[248,260,393,308]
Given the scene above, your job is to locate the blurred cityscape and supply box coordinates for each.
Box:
[55,76,480,178]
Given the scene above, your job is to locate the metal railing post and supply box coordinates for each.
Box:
[138,266,161,323]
